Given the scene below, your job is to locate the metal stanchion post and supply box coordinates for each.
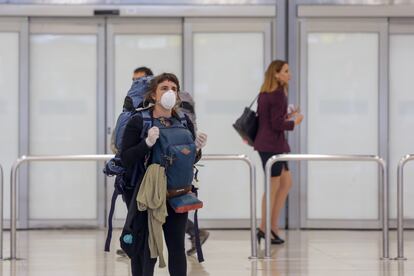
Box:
[201,154,257,259]
[247,158,258,259]
[9,154,114,260]
[379,158,389,260]
[264,160,272,259]
[10,157,20,260]
[0,164,3,259]
[8,154,257,260]
[396,154,414,260]
[264,154,388,260]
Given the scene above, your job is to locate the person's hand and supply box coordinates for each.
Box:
[195,132,208,150]
[145,127,160,147]
[287,111,298,119]
[294,113,304,126]
[287,104,295,114]
[287,105,301,119]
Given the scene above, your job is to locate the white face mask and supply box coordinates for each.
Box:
[160,90,177,110]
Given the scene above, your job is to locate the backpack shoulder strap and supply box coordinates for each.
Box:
[140,110,152,139]
[105,187,120,252]
[135,105,153,138]
[193,209,205,263]
[175,110,188,128]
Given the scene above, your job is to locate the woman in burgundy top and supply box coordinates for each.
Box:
[254,60,304,244]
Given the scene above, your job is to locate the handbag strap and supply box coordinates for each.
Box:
[248,93,260,109]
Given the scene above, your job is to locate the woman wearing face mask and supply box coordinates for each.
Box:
[254,60,304,245]
[121,73,207,276]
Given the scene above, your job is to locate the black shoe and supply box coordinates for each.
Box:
[271,230,285,244]
[257,229,284,245]
[116,249,127,258]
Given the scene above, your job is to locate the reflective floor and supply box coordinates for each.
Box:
[0,229,413,275]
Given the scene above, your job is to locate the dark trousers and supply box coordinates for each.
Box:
[124,188,188,276]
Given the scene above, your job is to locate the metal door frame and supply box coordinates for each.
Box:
[389,18,414,229]
[288,0,393,229]
[183,17,276,228]
[0,17,28,229]
[297,16,388,229]
[27,18,106,228]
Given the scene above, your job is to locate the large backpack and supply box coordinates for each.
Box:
[119,109,205,263]
[103,110,199,247]
[152,116,197,195]
[103,76,153,252]
[179,91,197,131]
[104,85,204,261]
[111,76,153,154]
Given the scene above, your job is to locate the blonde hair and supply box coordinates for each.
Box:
[260,60,287,93]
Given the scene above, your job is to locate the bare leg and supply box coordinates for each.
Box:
[271,168,292,234]
[260,176,281,231]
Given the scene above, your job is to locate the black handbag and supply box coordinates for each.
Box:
[233,94,259,146]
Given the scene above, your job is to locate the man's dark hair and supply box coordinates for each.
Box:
[134,66,153,76]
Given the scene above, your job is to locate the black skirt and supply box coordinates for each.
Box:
[258,151,289,177]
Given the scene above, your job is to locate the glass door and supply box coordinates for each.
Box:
[299,19,387,228]
[28,18,105,227]
[184,18,273,227]
[389,20,414,225]
[0,18,26,227]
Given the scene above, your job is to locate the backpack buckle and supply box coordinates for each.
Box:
[164,155,176,166]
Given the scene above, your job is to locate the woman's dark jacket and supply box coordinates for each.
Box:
[253,88,294,153]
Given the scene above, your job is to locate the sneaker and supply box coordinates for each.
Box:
[116,249,127,258]
[199,229,210,245]
[186,230,210,256]
[186,239,196,256]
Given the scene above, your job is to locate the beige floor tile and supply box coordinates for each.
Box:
[1,229,414,275]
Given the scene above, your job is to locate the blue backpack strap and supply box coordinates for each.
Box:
[139,107,186,134]
[175,110,188,129]
[137,107,153,139]
[190,184,204,262]
[194,209,204,262]
[104,156,125,252]
[105,187,120,252]
[104,160,140,252]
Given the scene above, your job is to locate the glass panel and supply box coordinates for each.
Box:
[0,32,19,220]
[29,34,97,219]
[194,32,265,219]
[390,34,414,219]
[113,34,182,219]
[114,34,182,117]
[307,33,379,220]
